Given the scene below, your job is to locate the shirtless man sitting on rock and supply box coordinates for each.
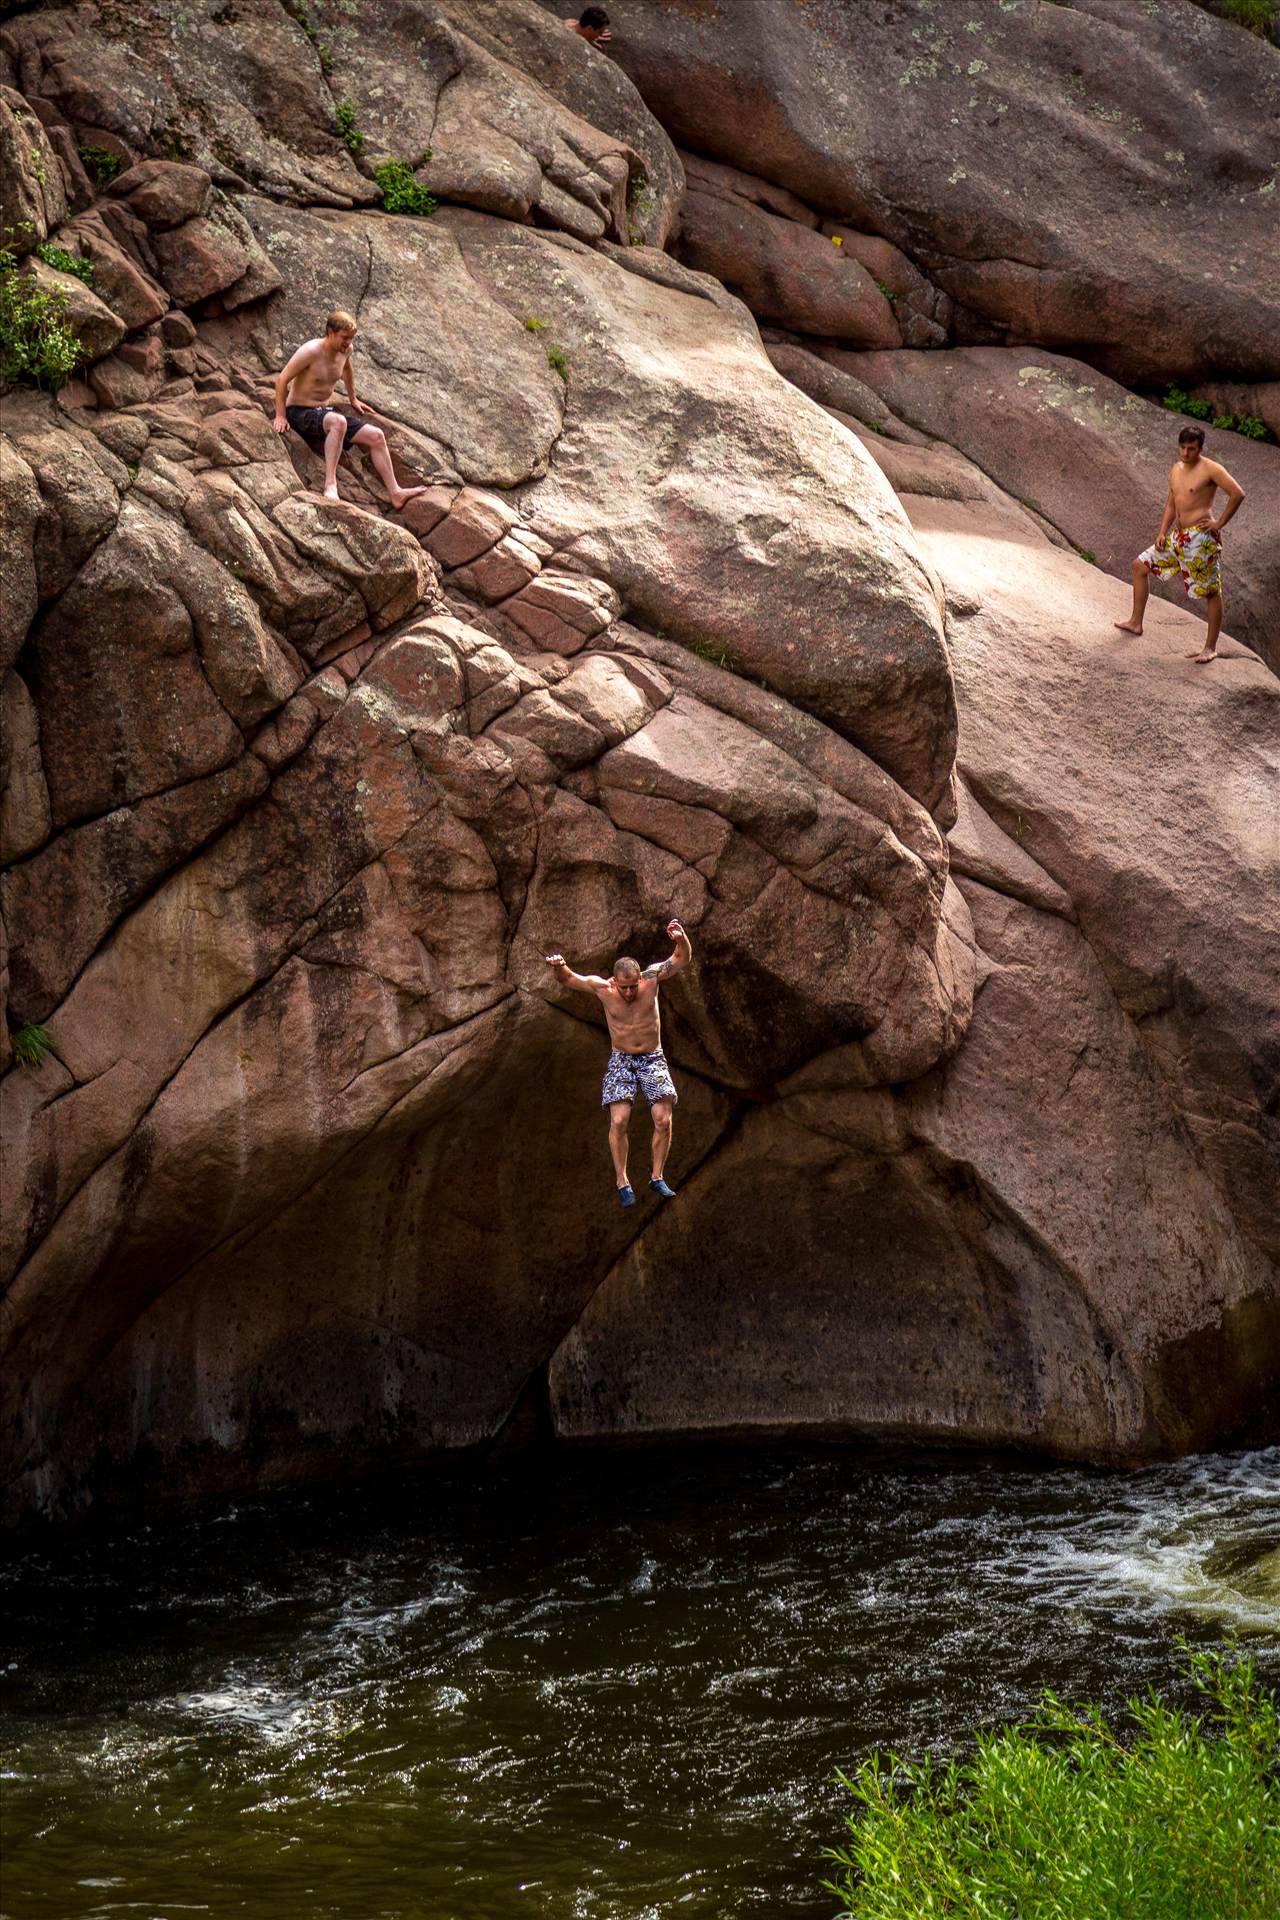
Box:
[273,309,430,510]
[545,919,693,1207]
[1115,425,1246,664]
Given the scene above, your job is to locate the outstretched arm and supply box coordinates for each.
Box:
[544,952,608,995]
[643,918,693,981]
[273,344,311,431]
[1208,462,1245,534]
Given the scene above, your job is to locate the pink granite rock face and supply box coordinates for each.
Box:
[0,1,1275,1523]
[610,0,1280,386]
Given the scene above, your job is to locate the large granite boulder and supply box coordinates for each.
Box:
[549,516,1280,1461]
[609,0,1280,384]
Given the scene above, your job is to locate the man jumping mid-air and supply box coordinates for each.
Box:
[273,308,432,510]
[544,920,693,1207]
[1114,425,1246,664]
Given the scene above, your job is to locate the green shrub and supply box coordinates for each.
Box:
[10,1022,54,1070]
[78,145,123,186]
[523,315,548,333]
[1163,386,1273,440]
[546,343,568,380]
[874,277,898,308]
[0,248,83,389]
[34,242,95,288]
[627,173,659,244]
[1195,0,1276,39]
[1077,546,1098,564]
[826,1648,1279,1920]
[373,158,436,217]
[335,100,364,157]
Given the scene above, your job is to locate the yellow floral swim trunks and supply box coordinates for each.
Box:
[1138,525,1222,600]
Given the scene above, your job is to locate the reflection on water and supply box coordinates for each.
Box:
[1,1446,1277,1919]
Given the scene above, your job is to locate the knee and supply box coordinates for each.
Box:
[324,413,345,439]
[609,1110,630,1135]
[653,1107,673,1134]
[365,426,387,451]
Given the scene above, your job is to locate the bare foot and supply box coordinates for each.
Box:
[322,481,341,502]
[1113,619,1143,634]
[1189,648,1218,664]
[389,484,431,509]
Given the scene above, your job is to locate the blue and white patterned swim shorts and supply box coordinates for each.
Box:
[601,1047,679,1108]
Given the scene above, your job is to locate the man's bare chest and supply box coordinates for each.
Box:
[1172,469,1216,516]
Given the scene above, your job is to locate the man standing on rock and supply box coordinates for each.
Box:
[544,920,693,1208]
[273,309,431,510]
[1114,425,1246,663]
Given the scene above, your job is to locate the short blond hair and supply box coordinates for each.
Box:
[613,956,641,981]
[326,309,358,336]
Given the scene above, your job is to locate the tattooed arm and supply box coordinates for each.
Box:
[643,919,692,980]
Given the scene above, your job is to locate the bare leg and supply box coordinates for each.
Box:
[650,1097,674,1181]
[1114,560,1150,634]
[608,1101,632,1189]
[1190,593,1223,664]
[321,411,346,501]
[352,424,431,510]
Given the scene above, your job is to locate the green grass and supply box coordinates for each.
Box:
[0,247,83,389]
[34,243,95,287]
[1077,546,1097,565]
[689,637,743,672]
[9,1022,54,1070]
[78,145,123,186]
[523,315,548,333]
[335,99,364,157]
[1162,386,1269,440]
[826,1648,1279,1919]
[373,158,436,217]
[546,343,568,380]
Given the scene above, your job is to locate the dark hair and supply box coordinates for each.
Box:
[613,956,641,981]
[1178,425,1205,448]
[579,7,610,26]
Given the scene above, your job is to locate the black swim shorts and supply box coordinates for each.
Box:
[284,403,365,454]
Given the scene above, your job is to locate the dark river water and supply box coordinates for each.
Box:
[2,1445,1277,1919]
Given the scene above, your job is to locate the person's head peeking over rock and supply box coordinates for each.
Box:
[567,8,611,46]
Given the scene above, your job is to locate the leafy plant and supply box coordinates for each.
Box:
[1077,546,1097,564]
[826,1648,1279,1919]
[0,247,84,389]
[290,1,334,73]
[523,314,548,333]
[546,343,568,380]
[1163,385,1272,440]
[335,99,364,157]
[78,145,123,186]
[10,1022,54,1070]
[1193,0,1276,39]
[627,172,658,244]
[874,277,898,308]
[34,243,95,288]
[373,158,436,217]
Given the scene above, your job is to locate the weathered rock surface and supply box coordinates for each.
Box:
[611,0,1280,384]
[1,2,1276,1523]
[842,347,1280,672]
